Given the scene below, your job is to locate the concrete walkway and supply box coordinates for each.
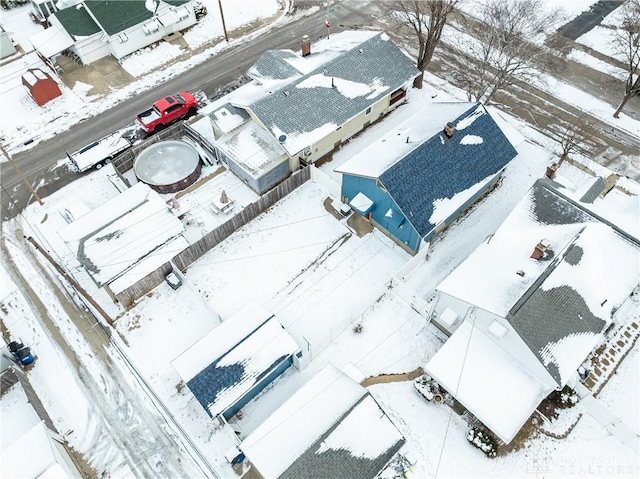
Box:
[575,382,640,455]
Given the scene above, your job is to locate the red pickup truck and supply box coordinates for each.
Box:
[136,92,199,133]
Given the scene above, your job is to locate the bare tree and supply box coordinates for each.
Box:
[611,0,640,118]
[551,116,594,169]
[457,0,561,104]
[393,0,463,89]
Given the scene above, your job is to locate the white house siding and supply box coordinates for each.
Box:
[108,6,195,59]
[303,95,392,164]
[72,34,109,65]
[0,31,16,59]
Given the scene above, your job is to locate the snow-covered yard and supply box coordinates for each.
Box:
[1,0,639,477]
[4,79,638,477]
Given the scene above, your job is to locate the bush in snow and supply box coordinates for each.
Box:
[1,0,28,9]
[467,427,497,458]
[548,385,579,409]
[194,1,207,19]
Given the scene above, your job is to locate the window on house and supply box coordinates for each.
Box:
[365,106,372,115]
[117,33,128,43]
[142,21,160,35]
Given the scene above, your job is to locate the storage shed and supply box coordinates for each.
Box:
[171,303,300,420]
[21,68,62,106]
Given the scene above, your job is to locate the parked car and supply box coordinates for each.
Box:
[136,92,199,133]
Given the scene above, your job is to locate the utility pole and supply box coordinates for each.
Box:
[217,0,229,42]
[323,1,335,38]
[1,144,43,206]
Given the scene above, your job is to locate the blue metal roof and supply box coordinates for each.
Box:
[379,104,517,237]
[172,304,299,418]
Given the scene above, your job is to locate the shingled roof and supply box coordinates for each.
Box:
[438,179,640,386]
[248,50,303,83]
[171,303,299,418]
[240,365,405,479]
[247,31,419,156]
[84,0,153,36]
[53,4,100,38]
[379,103,518,237]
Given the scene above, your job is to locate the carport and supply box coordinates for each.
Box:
[28,26,74,74]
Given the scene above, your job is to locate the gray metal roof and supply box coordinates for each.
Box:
[248,32,419,155]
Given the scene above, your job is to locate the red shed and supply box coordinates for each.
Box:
[21,68,62,106]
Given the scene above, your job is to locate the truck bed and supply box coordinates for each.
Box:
[137,108,161,124]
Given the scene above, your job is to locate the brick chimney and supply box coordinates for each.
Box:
[443,122,455,138]
[530,238,551,260]
[301,35,311,57]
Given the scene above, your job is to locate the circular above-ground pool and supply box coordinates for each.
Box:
[134,140,201,194]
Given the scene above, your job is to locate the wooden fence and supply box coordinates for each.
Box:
[114,166,311,307]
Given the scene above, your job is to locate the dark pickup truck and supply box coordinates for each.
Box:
[136,92,199,133]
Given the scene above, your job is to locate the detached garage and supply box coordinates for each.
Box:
[171,303,301,421]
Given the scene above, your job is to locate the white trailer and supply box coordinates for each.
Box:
[66,131,132,172]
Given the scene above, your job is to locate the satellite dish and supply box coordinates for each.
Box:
[278,134,287,143]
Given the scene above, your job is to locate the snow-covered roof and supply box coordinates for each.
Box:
[60,182,185,287]
[1,422,69,479]
[28,25,73,58]
[247,31,419,156]
[21,68,51,86]
[247,49,303,85]
[425,320,552,444]
[1,383,80,478]
[338,102,518,238]
[240,364,405,479]
[437,178,640,385]
[551,170,640,240]
[171,303,299,418]
[208,103,249,134]
[215,119,288,176]
[335,102,476,178]
[107,235,190,295]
